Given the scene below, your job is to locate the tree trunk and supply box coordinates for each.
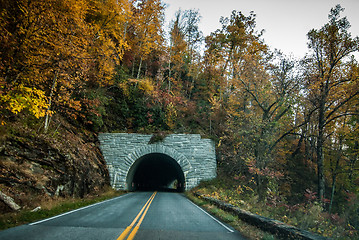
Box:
[168,55,171,93]
[317,101,326,202]
[349,141,358,184]
[329,173,336,213]
[137,57,143,79]
[256,174,265,201]
[255,138,267,202]
[168,54,171,93]
[44,71,58,133]
[329,145,341,213]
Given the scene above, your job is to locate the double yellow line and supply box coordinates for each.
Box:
[117,192,157,240]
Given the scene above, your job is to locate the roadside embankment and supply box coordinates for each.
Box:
[193,192,328,240]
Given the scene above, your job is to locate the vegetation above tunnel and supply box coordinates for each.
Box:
[0,1,358,238]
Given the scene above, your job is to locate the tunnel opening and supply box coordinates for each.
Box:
[126,153,185,192]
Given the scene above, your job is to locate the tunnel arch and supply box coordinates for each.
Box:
[122,145,192,191]
[126,153,185,192]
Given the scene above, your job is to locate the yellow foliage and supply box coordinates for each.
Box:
[122,78,155,96]
[0,0,136,121]
[0,84,48,118]
[130,0,164,58]
[209,96,222,110]
[165,102,177,129]
[138,78,155,94]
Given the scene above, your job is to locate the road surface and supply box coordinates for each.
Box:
[0,192,246,240]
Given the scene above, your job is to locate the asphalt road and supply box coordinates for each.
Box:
[0,192,246,240]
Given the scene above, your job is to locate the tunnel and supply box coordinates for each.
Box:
[126,153,185,192]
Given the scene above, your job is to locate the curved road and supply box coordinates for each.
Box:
[0,192,246,240]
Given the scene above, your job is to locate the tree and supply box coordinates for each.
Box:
[166,9,203,98]
[0,0,131,129]
[304,4,359,202]
[204,10,301,199]
[0,0,90,123]
[129,0,164,79]
[181,9,203,61]
[167,10,188,91]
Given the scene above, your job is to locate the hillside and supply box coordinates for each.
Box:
[0,115,109,212]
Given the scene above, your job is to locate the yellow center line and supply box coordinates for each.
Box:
[117,192,157,240]
[127,191,156,240]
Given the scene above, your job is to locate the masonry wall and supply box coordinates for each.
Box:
[98,133,217,190]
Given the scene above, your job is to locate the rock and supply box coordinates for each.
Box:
[31,206,41,212]
[55,185,64,196]
[0,116,110,214]
[0,190,21,211]
[31,163,44,174]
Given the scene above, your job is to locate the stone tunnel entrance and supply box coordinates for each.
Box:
[126,153,185,192]
[98,133,217,191]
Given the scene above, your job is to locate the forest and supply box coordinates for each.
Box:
[0,0,358,238]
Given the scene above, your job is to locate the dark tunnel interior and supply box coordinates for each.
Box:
[126,153,185,192]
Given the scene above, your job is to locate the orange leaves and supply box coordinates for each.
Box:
[86,0,133,85]
[128,0,164,58]
[0,0,135,122]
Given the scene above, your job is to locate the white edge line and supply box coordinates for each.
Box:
[187,199,234,233]
[29,193,131,226]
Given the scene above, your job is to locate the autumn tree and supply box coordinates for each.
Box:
[0,0,90,125]
[204,10,302,199]
[167,10,188,91]
[0,0,132,131]
[204,10,266,156]
[181,9,203,61]
[303,4,359,202]
[128,0,164,79]
[166,9,203,98]
[86,0,131,83]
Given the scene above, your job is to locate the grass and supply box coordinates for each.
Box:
[186,192,278,240]
[191,177,359,239]
[0,188,126,230]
